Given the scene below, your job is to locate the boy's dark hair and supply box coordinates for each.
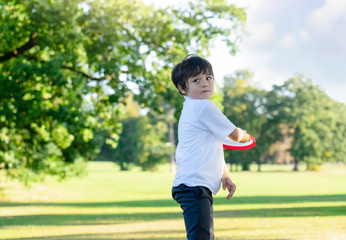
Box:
[171,54,214,95]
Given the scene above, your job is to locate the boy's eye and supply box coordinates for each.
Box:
[193,79,200,83]
[206,77,211,80]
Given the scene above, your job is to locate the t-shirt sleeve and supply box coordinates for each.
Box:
[198,100,236,141]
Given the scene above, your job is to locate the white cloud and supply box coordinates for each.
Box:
[253,68,292,90]
[302,0,346,61]
[279,34,295,47]
[244,22,276,46]
[299,29,309,42]
[210,39,284,90]
[142,0,346,104]
[306,0,346,34]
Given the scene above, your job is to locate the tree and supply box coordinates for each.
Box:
[0,0,123,183]
[98,94,174,171]
[134,114,174,171]
[0,0,246,182]
[272,75,346,170]
[222,70,281,171]
[111,115,173,171]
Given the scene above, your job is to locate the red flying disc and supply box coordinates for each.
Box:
[223,135,256,150]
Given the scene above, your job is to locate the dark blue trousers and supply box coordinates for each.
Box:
[172,184,215,240]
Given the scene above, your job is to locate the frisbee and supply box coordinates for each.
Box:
[223,135,256,150]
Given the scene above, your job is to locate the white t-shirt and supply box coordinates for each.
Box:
[173,96,236,195]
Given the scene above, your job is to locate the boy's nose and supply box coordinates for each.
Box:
[202,79,209,87]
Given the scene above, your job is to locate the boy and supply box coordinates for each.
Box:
[171,54,251,240]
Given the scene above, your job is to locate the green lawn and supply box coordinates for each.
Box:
[1,162,345,239]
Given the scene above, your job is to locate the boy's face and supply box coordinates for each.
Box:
[178,73,214,100]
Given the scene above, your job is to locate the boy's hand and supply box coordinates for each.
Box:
[239,130,251,143]
[229,128,251,143]
[222,177,236,200]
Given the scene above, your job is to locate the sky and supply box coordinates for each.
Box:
[143,0,346,104]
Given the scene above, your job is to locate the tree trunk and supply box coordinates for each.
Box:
[120,161,128,171]
[242,163,250,171]
[168,107,176,174]
[293,159,299,171]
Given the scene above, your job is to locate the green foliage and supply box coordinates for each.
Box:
[222,72,345,171]
[98,94,174,171]
[272,75,346,168]
[210,82,224,111]
[0,0,246,181]
[222,70,281,171]
[100,115,174,171]
[1,0,246,181]
[134,116,175,171]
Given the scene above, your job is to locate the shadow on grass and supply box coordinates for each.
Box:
[3,236,285,240]
[1,205,345,227]
[2,233,276,240]
[1,233,185,240]
[1,194,345,208]
[0,231,288,240]
[215,194,346,205]
[1,194,345,229]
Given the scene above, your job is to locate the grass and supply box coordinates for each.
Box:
[0,162,346,239]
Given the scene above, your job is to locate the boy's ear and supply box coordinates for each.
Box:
[178,85,186,95]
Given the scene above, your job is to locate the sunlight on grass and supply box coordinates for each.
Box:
[1,162,346,239]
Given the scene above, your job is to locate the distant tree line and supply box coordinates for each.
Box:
[99,70,345,172]
[222,71,346,171]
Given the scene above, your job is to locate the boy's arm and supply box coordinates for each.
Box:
[228,127,251,143]
[221,163,236,200]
